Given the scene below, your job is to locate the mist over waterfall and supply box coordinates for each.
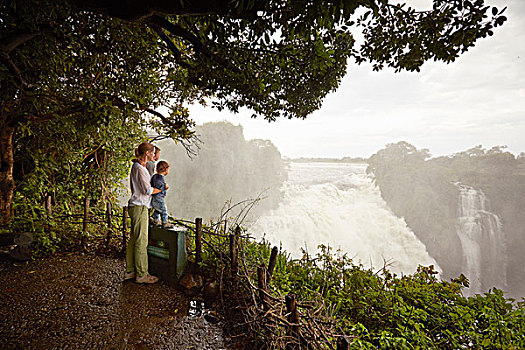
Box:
[249,162,439,276]
[455,183,507,295]
[158,122,285,222]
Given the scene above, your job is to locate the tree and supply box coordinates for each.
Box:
[1,0,507,226]
[1,2,200,225]
[367,141,431,179]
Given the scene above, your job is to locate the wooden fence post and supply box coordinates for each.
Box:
[230,225,240,276]
[81,196,90,251]
[267,246,278,284]
[105,201,112,250]
[45,195,52,217]
[257,265,269,310]
[286,293,300,342]
[195,217,202,264]
[121,206,128,253]
[235,225,241,238]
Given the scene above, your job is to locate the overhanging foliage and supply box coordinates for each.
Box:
[0,0,507,226]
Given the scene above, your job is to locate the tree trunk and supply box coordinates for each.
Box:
[0,125,15,227]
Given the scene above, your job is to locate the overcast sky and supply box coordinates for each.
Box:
[188,0,524,159]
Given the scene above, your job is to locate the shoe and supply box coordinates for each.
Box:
[124,271,136,281]
[136,274,159,284]
[162,223,174,229]
[155,220,162,227]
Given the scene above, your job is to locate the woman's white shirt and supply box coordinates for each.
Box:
[128,161,153,208]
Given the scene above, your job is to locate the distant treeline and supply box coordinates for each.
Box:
[367,141,525,298]
[288,156,368,163]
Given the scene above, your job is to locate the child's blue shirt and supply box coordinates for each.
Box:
[151,174,167,198]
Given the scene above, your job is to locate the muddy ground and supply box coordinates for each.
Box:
[0,253,230,349]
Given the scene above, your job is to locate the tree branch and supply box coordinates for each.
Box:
[140,106,184,130]
[0,51,27,87]
[149,24,194,70]
[149,15,241,73]
[80,56,109,94]
[25,103,84,123]
[0,26,51,88]
[141,107,200,157]
[0,31,40,53]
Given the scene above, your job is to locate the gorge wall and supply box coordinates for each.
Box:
[368,142,525,298]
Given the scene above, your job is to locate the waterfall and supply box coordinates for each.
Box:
[250,162,439,276]
[455,183,507,295]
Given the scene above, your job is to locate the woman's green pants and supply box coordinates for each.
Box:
[126,205,149,278]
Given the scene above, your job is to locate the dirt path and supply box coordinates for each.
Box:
[0,253,230,349]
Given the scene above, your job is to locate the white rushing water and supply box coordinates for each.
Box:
[455,183,507,295]
[249,162,439,275]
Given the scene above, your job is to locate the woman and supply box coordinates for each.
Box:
[124,142,162,284]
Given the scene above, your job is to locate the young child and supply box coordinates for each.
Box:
[150,160,173,228]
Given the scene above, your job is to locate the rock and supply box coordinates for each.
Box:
[9,244,33,261]
[178,273,204,296]
[6,232,34,261]
[14,232,33,246]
